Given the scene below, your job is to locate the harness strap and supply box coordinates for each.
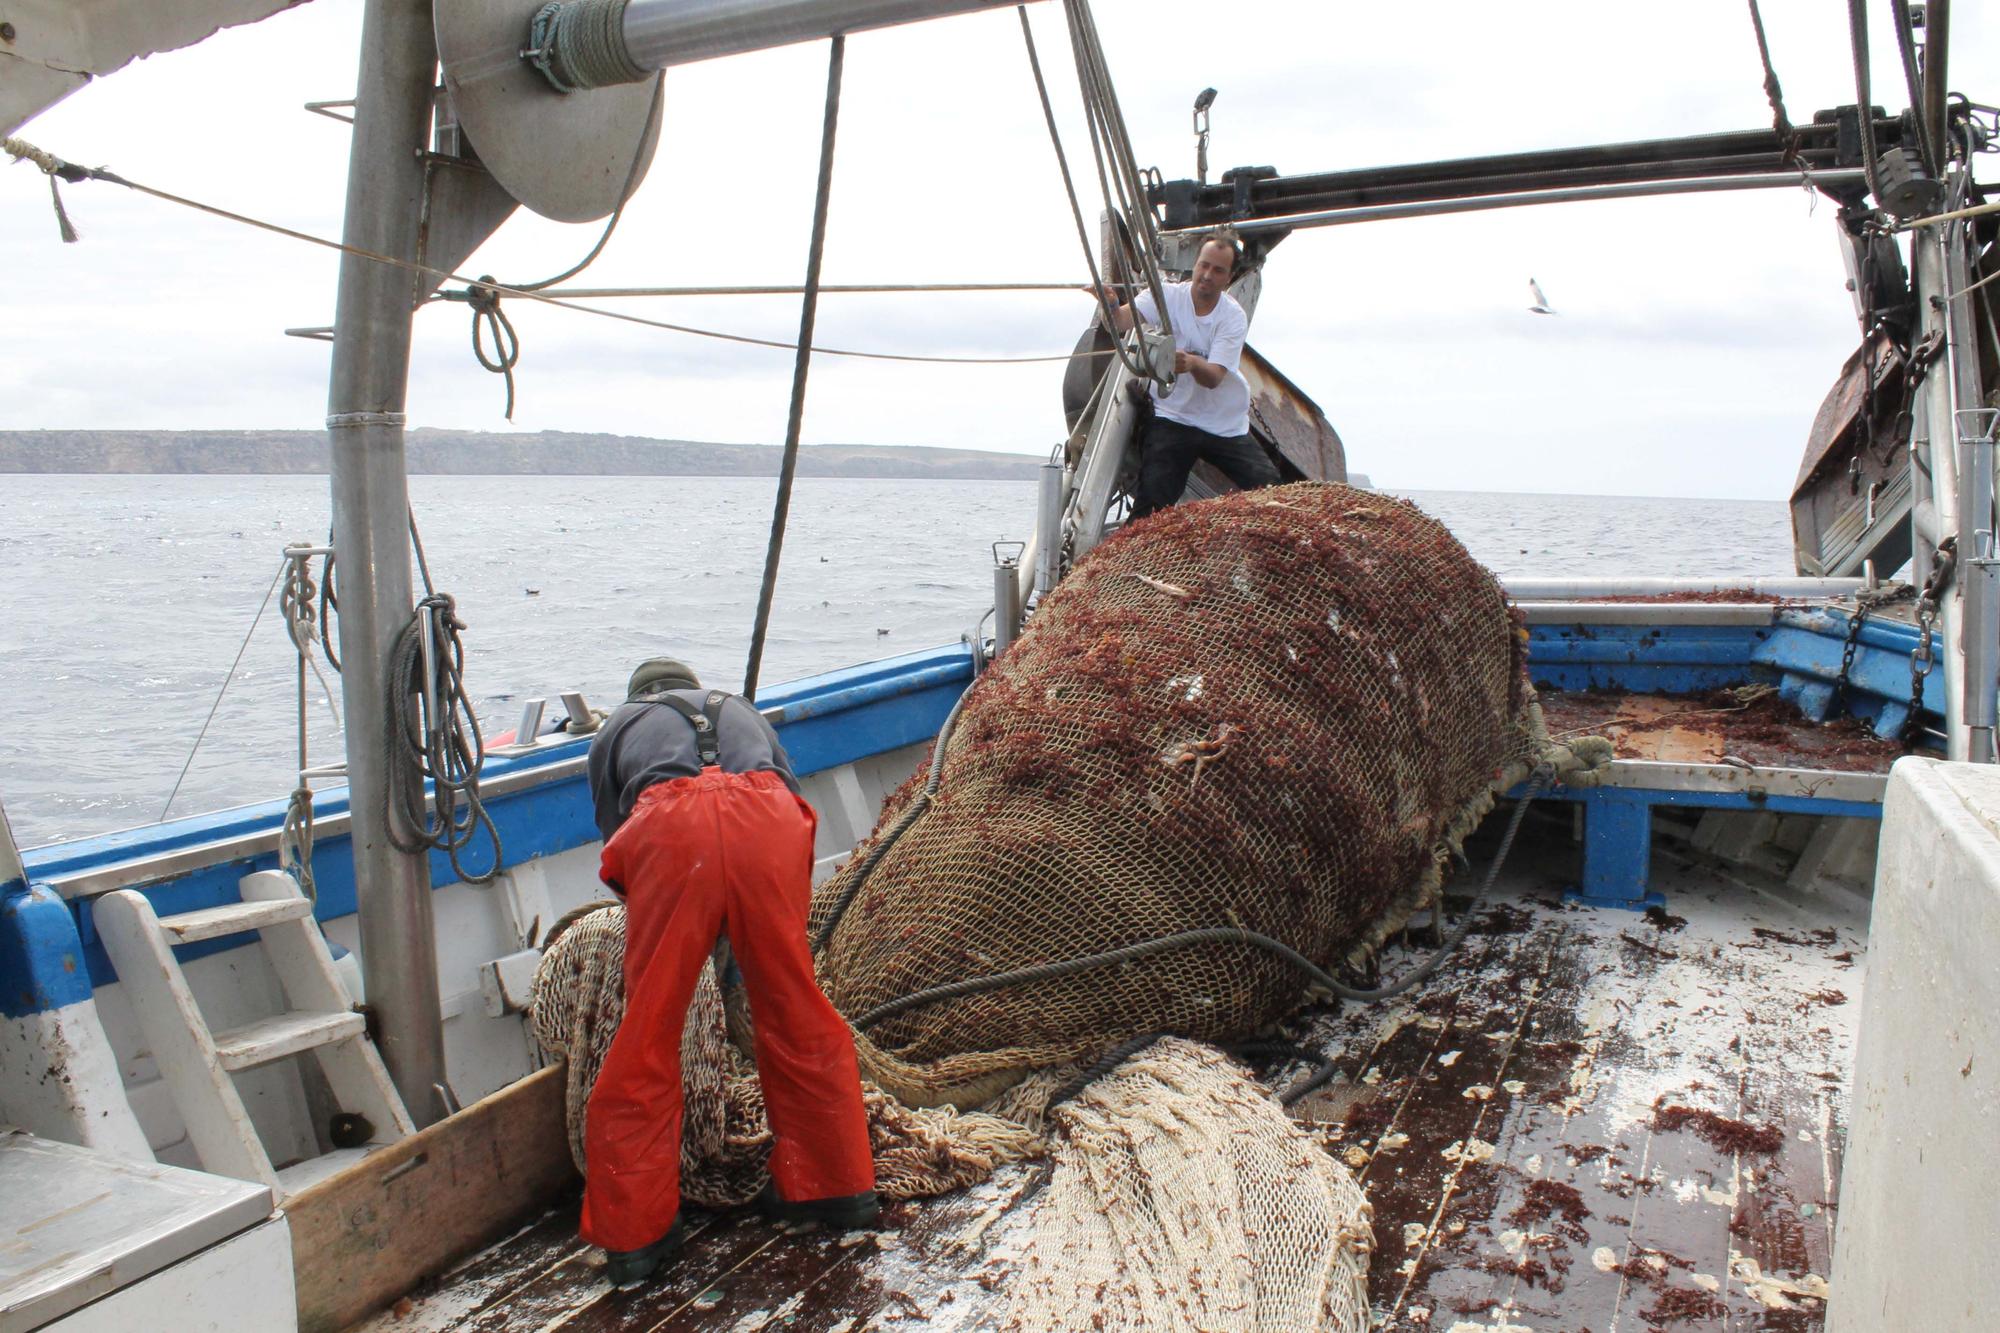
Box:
[640,689,732,768]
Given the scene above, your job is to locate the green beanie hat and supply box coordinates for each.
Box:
[627,657,702,700]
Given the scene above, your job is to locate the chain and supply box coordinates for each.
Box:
[1833,584,1915,717]
[1906,603,1936,746]
[278,547,341,901]
[1903,536,1955,746]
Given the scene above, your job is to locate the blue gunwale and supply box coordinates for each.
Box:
[2,604,1935,997]
[15,644,974,990]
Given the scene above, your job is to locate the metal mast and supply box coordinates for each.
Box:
[324,0,447,1124]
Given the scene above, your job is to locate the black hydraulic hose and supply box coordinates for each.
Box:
[1277,1058,1344,1109]
[1045,1031,1173,1110]
[851,766,1554,1031]
[1887,0,1940,175]
[1849,0,1889,206]
[810,682,976,954]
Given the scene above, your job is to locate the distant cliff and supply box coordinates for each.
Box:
[0,429,1044,480]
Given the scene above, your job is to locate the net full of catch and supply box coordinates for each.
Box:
[812,481,1547,1109]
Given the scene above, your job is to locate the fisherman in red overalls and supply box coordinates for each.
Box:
[580,657,877,1286]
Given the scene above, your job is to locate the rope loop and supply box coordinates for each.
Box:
[385,583,504,885]
[4,135,89,242]
[466,277,522,419]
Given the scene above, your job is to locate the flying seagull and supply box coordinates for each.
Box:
[1527,278,1558,316]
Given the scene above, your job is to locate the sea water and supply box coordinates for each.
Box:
[0,475,1791,845]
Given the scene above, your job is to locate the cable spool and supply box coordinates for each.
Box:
[435,0,662,223]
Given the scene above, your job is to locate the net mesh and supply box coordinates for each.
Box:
[812,482,1545,1108]
[1004,1038,1373,1333]
[528,904,1041,1206]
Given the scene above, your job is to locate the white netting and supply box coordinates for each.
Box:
[1004,1038,1373,1333]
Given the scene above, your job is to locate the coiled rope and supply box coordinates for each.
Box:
[526,0,646,93]
[385,592,502,883]
[382,520,503,884]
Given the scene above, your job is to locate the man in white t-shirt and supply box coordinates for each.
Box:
[1098,234,1280,519]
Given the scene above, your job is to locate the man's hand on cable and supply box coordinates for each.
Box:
[1087,282,1135,332]
[1174,348,1227,389]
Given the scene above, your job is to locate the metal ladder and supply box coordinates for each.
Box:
[94,869,413,1194]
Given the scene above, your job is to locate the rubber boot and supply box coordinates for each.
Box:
[757,1181,880,1230]
[604,1216,686,1288]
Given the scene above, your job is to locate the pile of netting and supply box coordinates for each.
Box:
[532,915,1373,1331]
[812,482,1548,1109]
[529,482,1584,1332]
[1002,1038,1372,1332]
[528,904,1039,1206]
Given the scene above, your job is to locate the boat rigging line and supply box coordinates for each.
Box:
[1744,0,1802,171]
[455,83,665,419]
[743,34,845,703]
[0,135,1113,372]
[522,281,1085,297]
[1847,0,1890,208]
[1060,0,1173,344]
[1016,4,1150,384]
[157,563,286,821]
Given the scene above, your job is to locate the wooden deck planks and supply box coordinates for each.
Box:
[357,856,1861,1333]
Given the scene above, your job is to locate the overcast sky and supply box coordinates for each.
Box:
[3,0,1992,497]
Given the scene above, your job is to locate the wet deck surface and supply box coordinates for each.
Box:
[1537,688,1908,774]
[359,843,1862,1333]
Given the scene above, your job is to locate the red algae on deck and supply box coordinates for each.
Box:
[1651,1103,1785,1155]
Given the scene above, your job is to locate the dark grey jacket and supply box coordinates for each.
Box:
[586,689,801,843]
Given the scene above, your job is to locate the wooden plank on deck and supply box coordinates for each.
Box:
[292,1063,577,1332]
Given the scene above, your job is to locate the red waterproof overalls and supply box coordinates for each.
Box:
[579,765,875,1254]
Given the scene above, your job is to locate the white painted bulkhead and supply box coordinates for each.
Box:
[1828,757,2000,1331]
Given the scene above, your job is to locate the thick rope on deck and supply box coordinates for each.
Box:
[1003,1038,1373,1333]
[528,905,1039,1206]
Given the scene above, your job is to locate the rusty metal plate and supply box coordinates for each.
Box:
[435,0,661,223]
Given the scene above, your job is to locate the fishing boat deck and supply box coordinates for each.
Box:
[358,833,1860,1333]
[1537,686,1908,774]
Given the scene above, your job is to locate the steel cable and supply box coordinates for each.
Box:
[1,135,1110,369]
[159,563,285,821]
[1848,0,1890,207]
[1017,5,1149,382]
[744,35,844,704]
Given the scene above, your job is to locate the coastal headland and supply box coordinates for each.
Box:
[0,430,1044,480]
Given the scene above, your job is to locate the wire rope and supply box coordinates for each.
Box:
[1,136,1113,370]
[1017,5,1148,381]
[744,35,844,704]
[159,563,285,820]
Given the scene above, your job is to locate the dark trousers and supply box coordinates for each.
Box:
[1130,417,1281,519]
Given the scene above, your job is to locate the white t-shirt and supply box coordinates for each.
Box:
[1133,282,1251,437]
